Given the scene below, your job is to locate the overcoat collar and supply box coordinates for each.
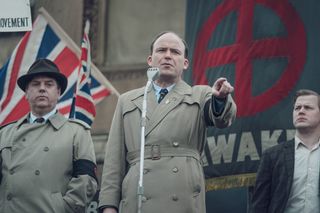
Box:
[130,80,192,136]
[17,112,67,130]
[48,113,68,130]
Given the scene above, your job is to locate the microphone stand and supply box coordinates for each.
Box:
[137,67,159,213]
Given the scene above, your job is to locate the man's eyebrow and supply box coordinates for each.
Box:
[171,48,182,52]
[156,47,182,53]
[30,79,55,83]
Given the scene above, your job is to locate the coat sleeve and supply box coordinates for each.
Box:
[206,94,237,128]
[0,122,14,184]
[0,145,2,185]
[63,124,98,213]
[98,97,127,210]
[251,150,272,213]
[0,131,2,184]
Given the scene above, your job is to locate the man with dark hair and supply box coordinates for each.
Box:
[98,31,236,213]
[0,58,98,213]
[251,89,320,213]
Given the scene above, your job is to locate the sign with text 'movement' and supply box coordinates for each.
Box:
[0,0,32,32]
[185,0,320,190]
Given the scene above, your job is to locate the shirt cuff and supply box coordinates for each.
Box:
[212,95,227,116]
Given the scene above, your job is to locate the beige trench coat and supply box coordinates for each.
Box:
[99,80,236,213]
[0,113,97,213]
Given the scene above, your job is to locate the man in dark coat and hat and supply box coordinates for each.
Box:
[0,58,98,213]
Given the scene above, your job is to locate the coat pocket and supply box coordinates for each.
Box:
[0,143,12,184]
[121,165,136,196]
[186,157,204,197]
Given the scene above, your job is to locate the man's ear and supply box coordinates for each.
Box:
[183,58,189,70]
[58,87,61,96]
[25,85,30,100]
[147,55,152,66]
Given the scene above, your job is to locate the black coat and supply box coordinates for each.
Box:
[251,140,295,213]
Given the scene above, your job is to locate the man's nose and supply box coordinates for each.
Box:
[298,107,306,113]
[39,83,46,90]
[164,50,172,58]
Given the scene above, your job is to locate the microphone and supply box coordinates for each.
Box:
[137,66,159,213]
[147,67,160,81]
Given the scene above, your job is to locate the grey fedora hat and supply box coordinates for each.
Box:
[17,58,68,94]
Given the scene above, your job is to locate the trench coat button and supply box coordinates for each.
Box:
[172,194,178,201]
[172,142,179,147]
[9,169,14,175]
[22,138,26,142]
[43,146,49,152]
[172,167,178,173]
[7,194,12,200]
[35,170,40,175]
[194,185,201,193]
[142,196,148,202]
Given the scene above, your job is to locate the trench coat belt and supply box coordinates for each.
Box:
[126,145,201,165]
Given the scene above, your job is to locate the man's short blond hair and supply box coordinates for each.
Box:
[294,89,320,109]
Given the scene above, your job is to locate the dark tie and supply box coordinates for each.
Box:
[34,117,45,123]
[158,88,168,103]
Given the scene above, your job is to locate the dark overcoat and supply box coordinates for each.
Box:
[251,140,295,213]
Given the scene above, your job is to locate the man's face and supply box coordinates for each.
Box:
[147,33,189,83]
[25,75,61,116]
[293,95,320,131]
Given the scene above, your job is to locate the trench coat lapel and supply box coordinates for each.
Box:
[16,114,29,127]
[145,80,192,136]
[131,86,158,120]
[283,139,295,182]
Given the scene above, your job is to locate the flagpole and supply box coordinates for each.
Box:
[69,20,91,120]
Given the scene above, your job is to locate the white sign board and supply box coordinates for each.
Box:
[0,0,32,32]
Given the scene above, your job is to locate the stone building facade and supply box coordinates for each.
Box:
[0,0,186,181]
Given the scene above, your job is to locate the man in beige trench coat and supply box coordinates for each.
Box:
[98,31,237,213]
[0,59,98,213]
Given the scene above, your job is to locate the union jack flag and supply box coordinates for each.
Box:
[0,8,119,126]
[69,20,95,126]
